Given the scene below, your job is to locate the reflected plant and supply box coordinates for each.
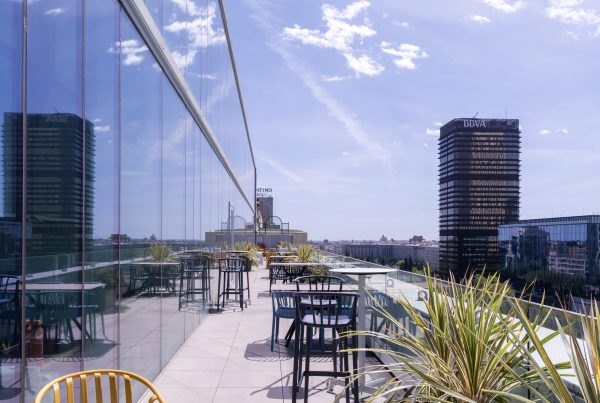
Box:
[346,267,564,402]
[149,243,172,262]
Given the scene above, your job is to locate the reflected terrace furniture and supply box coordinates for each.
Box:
[292,291,359,403]
[34,369,165,403]
[0,275,20,344]
[178,255,211,310]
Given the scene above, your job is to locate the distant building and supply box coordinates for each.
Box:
[439,118,520,277]
[327,242,439,271]
[2,113,94,268]
[499,216,600,277]
[206,192,307,248]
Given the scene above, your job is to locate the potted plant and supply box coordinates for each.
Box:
[148,243,172,262]
[348,268,564,402]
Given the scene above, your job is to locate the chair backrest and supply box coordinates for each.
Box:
[34,369,165,403]
[272,290,296,314]
[0,275,19,300]
[218,257,244,271]
[294,275,345,292]
[294,292,358,328]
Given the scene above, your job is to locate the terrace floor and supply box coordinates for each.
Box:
[142,265,387,402]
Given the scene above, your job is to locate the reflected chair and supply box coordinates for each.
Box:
[34,369,165,403]
[153,265,179,294]
[292,292,359,403]
[0,275,20,343]
[271,291,296,351]
[178,256,211,310]
[128,266,148,294]
[28,291,77,349]
[217,258,245,310]
[69,288,108,342]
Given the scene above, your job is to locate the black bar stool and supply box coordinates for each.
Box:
[292,291,360,403]
[217,257,245,310]
[179,255,211,310]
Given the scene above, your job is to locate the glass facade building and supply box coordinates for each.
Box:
[0,0,255,401]
[439,118,520,277]
[499,216,600,277]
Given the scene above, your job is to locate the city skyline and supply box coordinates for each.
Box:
[227,0,600,240]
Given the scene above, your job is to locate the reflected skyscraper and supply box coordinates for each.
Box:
[2,113,94,267]
[439,118,520,277]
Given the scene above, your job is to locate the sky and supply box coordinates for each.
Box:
[223,0,600,241]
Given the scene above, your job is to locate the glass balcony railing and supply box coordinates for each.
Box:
[315,250,587,401]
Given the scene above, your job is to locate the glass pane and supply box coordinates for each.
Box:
[84,0,119,370]
[160,81,185,366]
[119,12,161,392]
[25,0,84,399]
[0,1,23,400]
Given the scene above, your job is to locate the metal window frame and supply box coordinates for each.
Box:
[118,0,256,214]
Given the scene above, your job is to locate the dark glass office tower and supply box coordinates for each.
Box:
[3,113,94,271]
[439,118,520,277]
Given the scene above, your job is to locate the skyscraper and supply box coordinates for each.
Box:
[2,112,94,268]
[439,118,520,277]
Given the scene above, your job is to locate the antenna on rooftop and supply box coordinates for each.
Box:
[472,112,479,118]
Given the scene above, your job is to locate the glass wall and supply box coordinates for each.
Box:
[0,0,255,401]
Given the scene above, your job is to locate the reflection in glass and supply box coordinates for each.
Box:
[119,14,162,390]
[0,1,23,400]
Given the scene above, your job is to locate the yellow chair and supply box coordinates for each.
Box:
[34,369,165,403]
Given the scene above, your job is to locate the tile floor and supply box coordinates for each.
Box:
[141,266,388,402]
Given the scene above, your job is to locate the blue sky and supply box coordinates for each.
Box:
[224,0,600,241]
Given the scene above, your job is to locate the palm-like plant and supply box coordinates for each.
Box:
[295,244,316,263]
[351,269,560,402]
[148,243,172,262]
[233,241,260,268]
[511,298,600,402]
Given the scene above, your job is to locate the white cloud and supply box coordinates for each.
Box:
[93,118,103,124]
[546,0,600,37]
[425,127,439,136]
[283,1,384,77]
[108,39,148,66]
[321,74,352,82]
[45,8,64,15]
[392,20,410,28]
[471,15,492,24]
[95,125,110,133]
[483,0,525,13]
[342,151,351,156]
[258,155,307,184]
[245,0,391,166]
[557,128,569,134]
[164,1,226,70]
[187,72,217,80]
[380,42,428,70]
[539,129,551,135]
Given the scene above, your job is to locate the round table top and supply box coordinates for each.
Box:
[330,267,396,275]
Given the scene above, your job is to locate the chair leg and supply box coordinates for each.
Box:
[352,333,359,402]
[240,271,244,310]
[271,315,276,351]
[297,324,304,390]
[332,328,338,376]
[217,270,222,310]
[304,329,312,403]
[343,335,351,403]
[292,321,300,402]
[275,317,280,347]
